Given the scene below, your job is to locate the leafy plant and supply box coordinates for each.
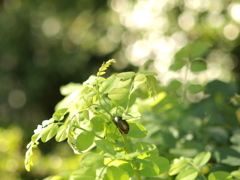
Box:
[25,59,169,179]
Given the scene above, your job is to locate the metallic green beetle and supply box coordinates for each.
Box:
[113,116,130,134]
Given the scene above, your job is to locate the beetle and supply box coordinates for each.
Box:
[113,116,130,134]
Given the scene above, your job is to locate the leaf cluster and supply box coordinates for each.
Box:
[25,59,168,179]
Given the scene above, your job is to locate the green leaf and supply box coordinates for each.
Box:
[166,80,182,91]
[169,158,189,176]
[205,80,237,97]
[100,74,120,94]
[81,153,104,169]
[139,71,158,76]
[127,123,147,138]
[95,139,116,155]
[70,167,96,180]
[137,158,160,176]
[131,73,147,93]
[155,156,170,174]
[116,79,132,89]
[207,127,229,143]
[214,146,240,166]
[193,151,211,167]
[31,132,42,143]
[175,39,210,60]
[83,110,90,120]
[25,148,33,171]
[133,142,158,158]
[116,72,136,80]
[176,167,198,180]
[55,125,68,142]
[118,162,134,177]
[104,166,130,180]
[188,84,204,94]
[90,116,105,132]
[188,40,210,59]
[108,88,129,100]
[52,108,68,121]
[146,75,158,96]
[137,156,169,176]
[97,59,116,77]
[41,123,59,142]
[208,171,233,180]
[230,133,240,145]
[169,60,186,71]
[105,122,121,140]
[190,60,207,72]
[231,169,240,179]
[76,131,94,152]
[60,83,81,95]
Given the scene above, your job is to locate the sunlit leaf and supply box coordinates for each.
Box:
[137,156,169,176]
[103,166,129,180]
[31,132,42,143]
[100,74,120,94]
[137,158,160,176]
[118,162,134,177]
[169,158,189,176]
[90,116,105,132]
[52,108,68,121]
[116,79,132,89]
[76,131,94,152]
[176,167,198,180]
[231,169,240,179]
[97,59,116,77]
[60,83,81,95]
[208,171,233,180]
[146,75,158,96]
[108,88,129,100]
[55,125,68,142]
[95,139,116,155]
[131,73,147,93]
[139,71,158,76]
[193,151,211,166]
[41,123,59,142]
[81,152,104,169]
[116,72,136,80]
[70,167,96,180]
[127,123,147,138]
[133,142,158,158]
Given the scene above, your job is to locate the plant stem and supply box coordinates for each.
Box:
[122,134,142,180]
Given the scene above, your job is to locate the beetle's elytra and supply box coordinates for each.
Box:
[113,116,130,134]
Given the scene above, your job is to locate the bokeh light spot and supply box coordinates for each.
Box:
[229,3,240,23]
[49,155,62,169]
[223,24,239,40]
[6,159,18,172]
[8,90,26,109]
[178,12,195,31]
[42,17,61,37]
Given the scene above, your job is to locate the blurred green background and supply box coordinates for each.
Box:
[1,0,240,179]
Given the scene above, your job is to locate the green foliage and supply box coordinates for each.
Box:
[25,60,168,179]
[169,151,211,180]
[24,59,240,180]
